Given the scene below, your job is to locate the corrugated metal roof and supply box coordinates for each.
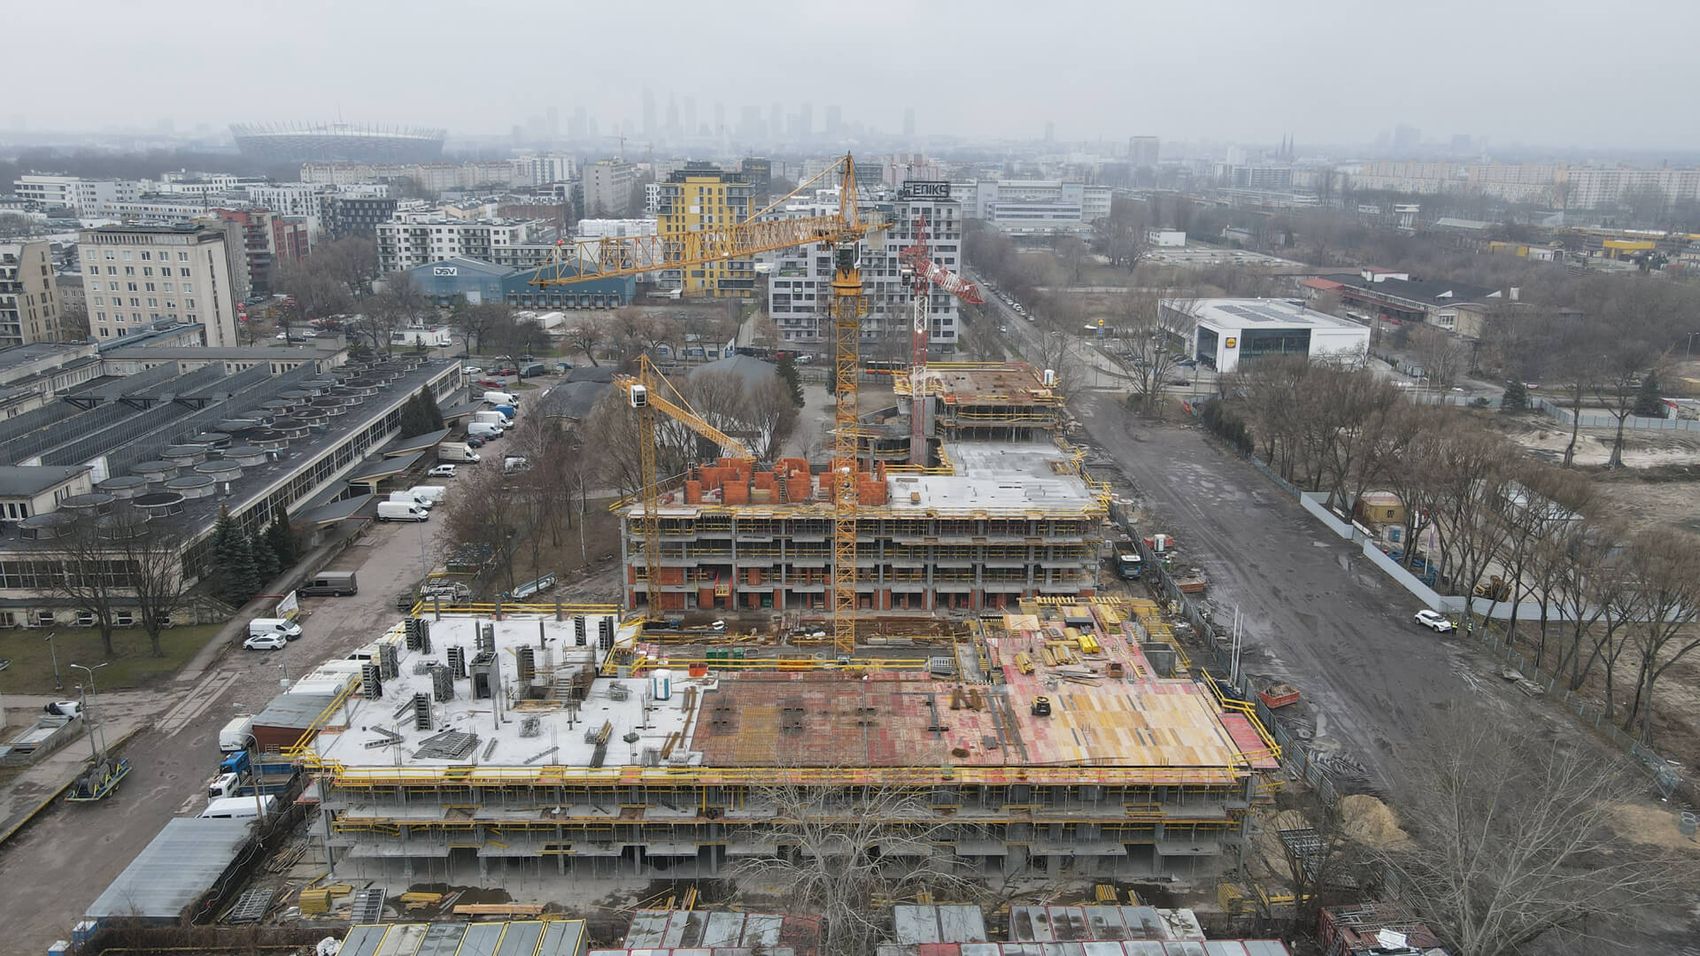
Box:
[86,817,252,919]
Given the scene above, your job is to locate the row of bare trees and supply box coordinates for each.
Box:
[1216,358,1700,741]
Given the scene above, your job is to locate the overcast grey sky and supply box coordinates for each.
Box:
[9,0,1698,150]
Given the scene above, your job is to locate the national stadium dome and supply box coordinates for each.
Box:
[230,123,446,164]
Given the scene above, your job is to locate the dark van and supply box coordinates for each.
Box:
[300,571,358,597]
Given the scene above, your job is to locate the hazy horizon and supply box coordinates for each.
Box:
[6,0,1699,152]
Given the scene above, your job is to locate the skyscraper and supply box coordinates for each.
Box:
[1129,136,1160,167]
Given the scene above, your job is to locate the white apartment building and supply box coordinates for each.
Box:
[765,183,963,354]
[376,216,547,272]
[105,196,230,221]
[514,153,576,185]
[12,175,143,216]
[955,180,1112,235]
[582,160,640,218]
[77,224,239,347]
[573,218,659,263]
[644,182,662,217]
[0,240,63,347]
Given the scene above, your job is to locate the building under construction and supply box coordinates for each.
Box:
[287,599,1278,884]
[618,362,1092,613]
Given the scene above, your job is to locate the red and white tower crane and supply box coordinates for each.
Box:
[900,214,984,465]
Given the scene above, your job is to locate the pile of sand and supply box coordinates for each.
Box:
[1338,794,1412,849]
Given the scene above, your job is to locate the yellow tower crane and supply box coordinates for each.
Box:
[535,154,875,652]
[614,355,753,613]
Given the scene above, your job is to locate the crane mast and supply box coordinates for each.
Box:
[542,155,870,652]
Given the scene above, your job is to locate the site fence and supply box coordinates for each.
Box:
[1532,396,1700,433]
[1217,441,1689,800]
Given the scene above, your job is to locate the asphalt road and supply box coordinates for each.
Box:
[1074,393,1550,787]
[0,503,443,953]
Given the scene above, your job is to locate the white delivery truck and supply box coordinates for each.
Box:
[482,390,519,408]
[377,501,429,522]
[471,410,508,427]
[408,485,446,505]
[218,715,255,752]
[438,441,480,463]
[388,490,432,509]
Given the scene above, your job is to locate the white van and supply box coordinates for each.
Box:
[378,501,429,522]
[248,617,302,641]
[218,715,255,753]
[408,485,446,505]
[482,390,519,407]
[200,795,276,820]
[467,422,503,439]
[472,410,508,427]
[388,490,432,509]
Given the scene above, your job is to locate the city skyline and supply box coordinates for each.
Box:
[6,0,1700,151]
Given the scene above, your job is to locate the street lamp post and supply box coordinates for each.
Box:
[69,661,109,760]
[44,630,61,691]
[242,732,268,822]
[1686,330,1700,358]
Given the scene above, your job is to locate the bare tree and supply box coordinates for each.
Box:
[1618,528,1700,741]
[51,515,127,656]
[1592,348,1664,469]
[58,302,91,341]
[1373,720,1697,956]
[106,507,194,657]
[729,778,980,956]
[450,299,507,358]
[1118,291,1183,414]
[439,467,524,594]
[742,376,800,461]
[564,312,611,366]
[1409,325,1465,390]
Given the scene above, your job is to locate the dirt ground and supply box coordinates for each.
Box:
[1499,417,1700,468]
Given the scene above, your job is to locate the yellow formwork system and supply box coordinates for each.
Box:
[1198,668,1282,764]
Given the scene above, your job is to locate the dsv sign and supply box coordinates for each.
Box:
[432,266,458,277]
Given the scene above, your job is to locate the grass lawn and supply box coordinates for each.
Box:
[0,624,223,695]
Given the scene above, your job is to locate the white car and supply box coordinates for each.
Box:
[427,464,458,478]
[244,633,289,651]
[463,365,482,375]
[43,700,83,717]
[1414,610,1455,633]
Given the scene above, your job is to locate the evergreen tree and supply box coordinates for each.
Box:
[266,516,298,569]
[208,508,260,603]
[398,390,443,438]
[776,354,805,407]
[1500,379,1529,413]
[421,388,444,429]
[1633,370,1667,418]
[249,525,280,585]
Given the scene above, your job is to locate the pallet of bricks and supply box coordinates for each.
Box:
[1318,902,1445,955]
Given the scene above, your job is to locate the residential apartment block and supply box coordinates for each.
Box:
[77,224,239,346]
[581,160,641,218]
[376,217,549,273]
[0,240,63,347]
[767,182,963,352]
[11,175,142,216]
[657,163,755,296]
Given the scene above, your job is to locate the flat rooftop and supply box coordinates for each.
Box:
[309,604,1266,784]
[644,440,1101,518]
[912,363,1059,405]
[894,441,1098,512]
[1180,298,1363,332]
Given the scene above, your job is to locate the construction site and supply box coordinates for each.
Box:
[617,362,1100,614]
[284,596,1278,885]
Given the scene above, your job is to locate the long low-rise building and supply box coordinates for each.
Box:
[295,600,1277,884]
